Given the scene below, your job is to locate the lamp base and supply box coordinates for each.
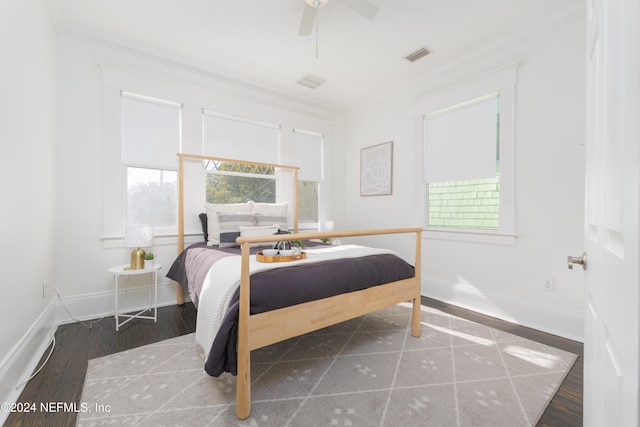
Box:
[125,247,146,270]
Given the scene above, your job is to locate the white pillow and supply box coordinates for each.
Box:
[205,201,254,246]
[251,201,288,216]
[252,202,288,228]
[238,224,280,247]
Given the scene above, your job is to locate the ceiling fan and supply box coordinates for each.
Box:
[298,0,380,36]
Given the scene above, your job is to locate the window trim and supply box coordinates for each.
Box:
[412,63,518,245]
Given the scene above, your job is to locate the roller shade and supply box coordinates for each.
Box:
[203,112,279,164]
[423,94,498,183]
[121,93,181,169]
[293,129,323,181]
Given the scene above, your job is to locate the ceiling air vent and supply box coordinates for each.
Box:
[297,73,327,89]
[404,46,432,63]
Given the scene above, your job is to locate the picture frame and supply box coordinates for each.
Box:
[360,141,393,196]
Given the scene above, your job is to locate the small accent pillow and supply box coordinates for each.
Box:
[238,224,280,247]
[205,201,254,246]
[217,212,257,248]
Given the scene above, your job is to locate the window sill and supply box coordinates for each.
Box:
[423,228,517,246]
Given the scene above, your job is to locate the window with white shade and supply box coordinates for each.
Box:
[293,129,323,227]
[203,111,280,204]
[121,92,181,232]
[424,94,500,230]
[418,64,517,244]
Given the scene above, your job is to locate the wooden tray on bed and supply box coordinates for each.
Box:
[256,251,306,263]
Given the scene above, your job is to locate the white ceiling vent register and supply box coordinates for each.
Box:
[297,73,327,89]
[404,46,432,63]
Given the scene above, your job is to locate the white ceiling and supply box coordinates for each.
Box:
[47,0,580,110]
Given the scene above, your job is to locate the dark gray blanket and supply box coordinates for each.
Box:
[204,254,415,376]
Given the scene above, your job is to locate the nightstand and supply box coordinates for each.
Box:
[108,264,161,331]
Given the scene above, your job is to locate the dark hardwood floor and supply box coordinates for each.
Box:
[4,298,582,427]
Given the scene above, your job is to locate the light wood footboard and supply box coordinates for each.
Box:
[234,227,422,419]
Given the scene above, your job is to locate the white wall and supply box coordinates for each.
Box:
[0,0,57,412]
[345,15,586,340]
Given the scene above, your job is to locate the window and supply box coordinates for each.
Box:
[425,95,500,230]
[127,167,177,227]
[416,64,517,244]
[121,92,181,233]
[203,111,280,205]
[204,160,276,204]
[293,129,323,228]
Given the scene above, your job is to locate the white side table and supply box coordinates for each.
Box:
[108,264,161,331]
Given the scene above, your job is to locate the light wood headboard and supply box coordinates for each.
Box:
[176,153,300,304]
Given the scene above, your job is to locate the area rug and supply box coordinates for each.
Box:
[77,303,576,426]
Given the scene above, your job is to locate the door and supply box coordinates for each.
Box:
[582,0,640,425]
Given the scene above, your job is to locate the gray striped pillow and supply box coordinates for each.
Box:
[217,212,256,247]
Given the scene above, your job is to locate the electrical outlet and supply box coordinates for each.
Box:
[542,277,555,291]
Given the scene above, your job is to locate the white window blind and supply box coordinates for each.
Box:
[121,92,181,169]
[203,111,279,164]
[293,129,323,181]
[423,94,498,183]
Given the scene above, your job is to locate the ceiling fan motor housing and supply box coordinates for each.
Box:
[305,0,330,8]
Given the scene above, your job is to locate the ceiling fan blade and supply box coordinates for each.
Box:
[338,0,380,20]
[298,4,316,36]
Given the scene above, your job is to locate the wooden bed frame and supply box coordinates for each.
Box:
[175,153,422,419]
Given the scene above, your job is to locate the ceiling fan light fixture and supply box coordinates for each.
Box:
[305,0,330,8]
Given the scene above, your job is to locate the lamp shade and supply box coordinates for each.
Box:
[124,226,153,248]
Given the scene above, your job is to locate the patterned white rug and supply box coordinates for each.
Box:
[77,303,576,426]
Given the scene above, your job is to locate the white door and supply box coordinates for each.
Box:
[582,0,640,426]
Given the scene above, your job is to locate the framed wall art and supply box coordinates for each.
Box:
[360,141,393,196]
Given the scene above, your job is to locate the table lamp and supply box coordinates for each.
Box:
[124,226,153,270]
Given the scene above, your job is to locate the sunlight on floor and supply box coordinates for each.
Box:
[426,323,495,347]
[503,345,562,369]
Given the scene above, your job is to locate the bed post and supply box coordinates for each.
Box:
[293,168,298,233]
[177,154,185,305]
[412,229,422,337]
[236,241,252,419]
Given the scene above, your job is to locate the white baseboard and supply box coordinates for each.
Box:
[0,299,57,426]
[0,280,185,425]
[51,280,184,325]
[421,275,584,342]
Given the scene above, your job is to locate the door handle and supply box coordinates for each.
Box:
[567,252,587,270]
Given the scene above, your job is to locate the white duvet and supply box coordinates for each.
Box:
[195,244,399,356]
